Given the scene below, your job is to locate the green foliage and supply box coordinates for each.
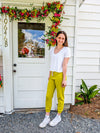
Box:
[75,79,100,105]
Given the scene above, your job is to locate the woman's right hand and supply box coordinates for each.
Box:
[48,76,50,80]
[48,71,51,80]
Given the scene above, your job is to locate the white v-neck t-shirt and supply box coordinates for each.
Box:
[50,46,71,72]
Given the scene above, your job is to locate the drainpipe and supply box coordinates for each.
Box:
[72,0,79,105]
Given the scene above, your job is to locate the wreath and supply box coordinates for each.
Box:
[0,1,64,47]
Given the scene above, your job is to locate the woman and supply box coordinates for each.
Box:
[39,31,71,128]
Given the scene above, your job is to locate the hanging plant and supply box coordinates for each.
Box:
[0,1,65,47]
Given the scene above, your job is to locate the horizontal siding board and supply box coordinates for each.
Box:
[77,43,100,51]
[78,20,100,28]
[76,58,99,65]
[76,51,99,58]
[76,73,100,79]
[78,36,100,43]
[79,12,100,21]
[78,28,100,36]
[84,0,100,5]
[76,66,99,72]
[79,4,100,13]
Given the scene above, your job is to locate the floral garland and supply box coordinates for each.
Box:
[0,74,3,88]
[0,1,64,47]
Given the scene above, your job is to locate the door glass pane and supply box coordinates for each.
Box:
[18,22,45,58]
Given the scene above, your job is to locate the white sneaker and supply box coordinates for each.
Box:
[39,115,50,128]
[49,114,61,127]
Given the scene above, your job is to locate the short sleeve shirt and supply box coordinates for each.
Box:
[50,46,71,72]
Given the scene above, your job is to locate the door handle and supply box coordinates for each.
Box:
[13,70,16,72]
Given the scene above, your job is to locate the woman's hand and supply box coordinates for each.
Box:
[62,80,67,87]
[48,76,50,80]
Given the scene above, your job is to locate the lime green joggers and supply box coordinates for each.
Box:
[45,71,67,114]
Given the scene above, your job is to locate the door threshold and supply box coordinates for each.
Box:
[14,108,45,114]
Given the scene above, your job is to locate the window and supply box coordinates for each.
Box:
[18,22,45,58]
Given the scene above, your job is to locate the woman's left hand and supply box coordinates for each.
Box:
[62,80,67,87]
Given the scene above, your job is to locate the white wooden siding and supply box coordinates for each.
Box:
[76,0,100,92]
[61,0,76,103]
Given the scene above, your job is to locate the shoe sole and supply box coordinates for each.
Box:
[39,120,50,128]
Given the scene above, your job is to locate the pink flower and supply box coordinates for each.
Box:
[46,39,49,44]
[44,9,48,13]
[54,13,61,17]
[21,13,24,16]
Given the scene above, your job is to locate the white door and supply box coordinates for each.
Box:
[13,21,50,108]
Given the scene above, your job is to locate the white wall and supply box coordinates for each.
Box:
[61,0,76,104]
[76,0,100,92]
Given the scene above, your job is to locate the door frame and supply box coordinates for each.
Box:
[3,15,57,113]
[3,15,13,113]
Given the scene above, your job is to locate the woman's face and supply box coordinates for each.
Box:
[56,33,65,46]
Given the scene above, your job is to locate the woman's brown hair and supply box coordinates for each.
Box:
[56,31,68,47]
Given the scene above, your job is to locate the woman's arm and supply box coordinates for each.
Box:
[62,57,70,87]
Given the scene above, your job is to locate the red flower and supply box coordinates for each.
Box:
[2,6,5,9]
[2,9,5,13]
[47,3,51,7]
[14,15,17,18]
[26,12,29,17]
[22,49,25,54]
[24,47,29,54]
[41,6,44,10]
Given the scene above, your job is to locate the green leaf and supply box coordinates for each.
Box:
[75,96,83,101]
[89,90,99,99]
[80,84,83,89]
[75,92,82,97]
[82,79,89,94]
[75,101,84,105]
[89,85,97,94]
